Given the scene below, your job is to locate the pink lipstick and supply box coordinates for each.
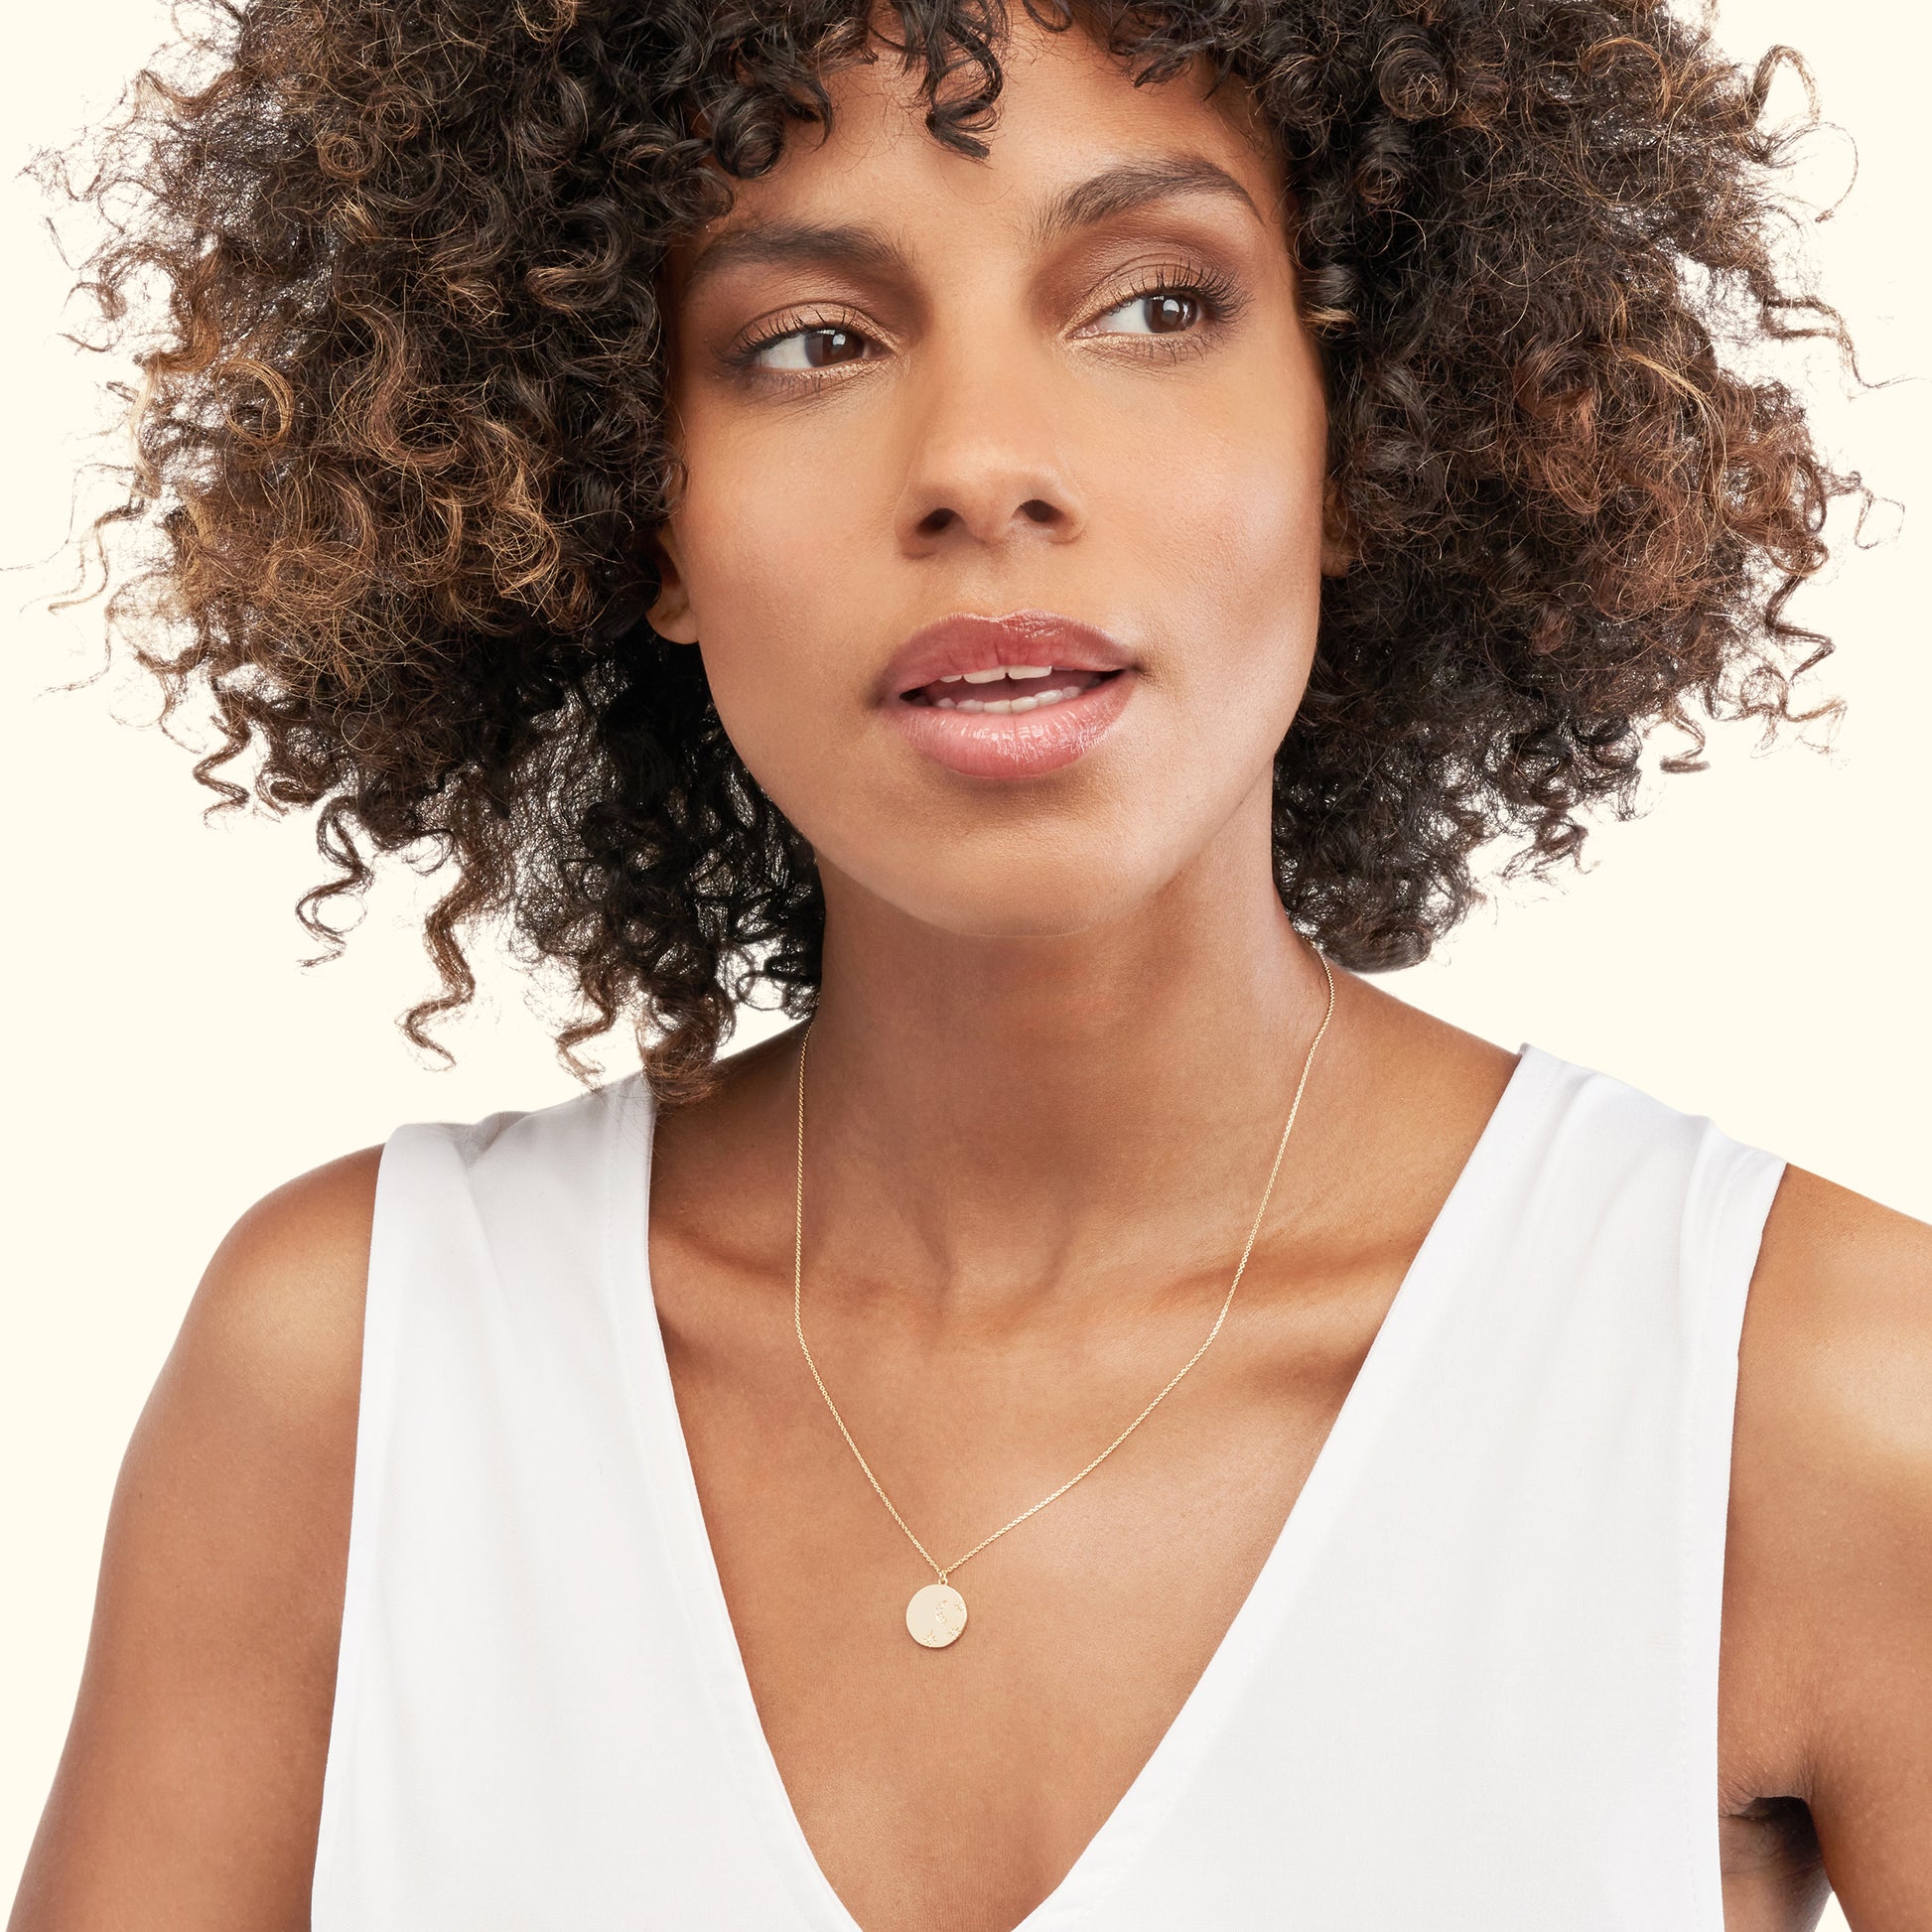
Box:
[880,611,1137,780]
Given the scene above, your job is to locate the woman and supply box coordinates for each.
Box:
[11,0,1928,1927]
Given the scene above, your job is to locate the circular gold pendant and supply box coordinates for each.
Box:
[905,1582,968,1648]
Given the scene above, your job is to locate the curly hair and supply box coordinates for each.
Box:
[51,0,1863,1102]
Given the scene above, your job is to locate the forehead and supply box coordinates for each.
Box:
[664,13,1286,288]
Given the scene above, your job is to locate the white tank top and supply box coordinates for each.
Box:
[312,1041,1786,1930]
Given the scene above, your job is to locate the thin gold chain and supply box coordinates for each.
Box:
[791,946,1338,1588]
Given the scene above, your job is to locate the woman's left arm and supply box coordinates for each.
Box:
[1727,1166,1932,1928]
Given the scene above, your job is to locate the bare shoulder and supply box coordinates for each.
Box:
[205,1145,382,1395]
[1724,1162,1932,1925]
[1329,969,1523,1174]
[10,1146,383,1932]
[1736,1164,1932,1537]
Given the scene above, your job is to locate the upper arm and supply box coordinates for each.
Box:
[8,1146,383,1932]
[1726,1164,1932,1930]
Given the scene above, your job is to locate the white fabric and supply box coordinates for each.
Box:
[312,1042,1787,1930]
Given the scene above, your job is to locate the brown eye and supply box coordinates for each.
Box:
[750,324,869,372]
[1145,293,1200,334]
[1092,288,1206,339]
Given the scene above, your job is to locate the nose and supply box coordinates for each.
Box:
[892,325,1088,555]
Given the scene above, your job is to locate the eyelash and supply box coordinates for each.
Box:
[724,260,1250,384]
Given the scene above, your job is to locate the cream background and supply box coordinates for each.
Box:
[3,1,1925,1920]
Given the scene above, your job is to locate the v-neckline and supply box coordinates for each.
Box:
[614,1041,1552,1932]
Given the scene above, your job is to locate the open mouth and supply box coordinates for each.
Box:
[898,665,1125,713]
[886,660,1136,779]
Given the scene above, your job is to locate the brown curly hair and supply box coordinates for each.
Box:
[51,0,1863,1101]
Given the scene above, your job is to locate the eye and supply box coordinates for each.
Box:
[735,319,873,374]
[1084,265,1247,345]
[1093,288,1207,337]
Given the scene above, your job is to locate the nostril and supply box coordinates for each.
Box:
[1021,499,1057,524]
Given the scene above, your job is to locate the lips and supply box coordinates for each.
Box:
[880,610,1136,700]
[880,610,1138,780]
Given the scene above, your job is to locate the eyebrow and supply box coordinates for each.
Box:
[676,153,1261,301]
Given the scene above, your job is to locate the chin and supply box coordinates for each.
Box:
[859,844,1173,942]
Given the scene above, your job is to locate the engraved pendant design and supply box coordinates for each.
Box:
[905,1581,968,1648]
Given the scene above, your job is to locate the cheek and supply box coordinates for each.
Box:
[1159,439,1321,592]
[677,434,843,650]
[1117,394,1328,718]
[669,455,861,759]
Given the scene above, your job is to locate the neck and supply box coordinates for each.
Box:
[798,787,1338,1319]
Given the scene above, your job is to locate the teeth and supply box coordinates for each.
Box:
[955,664,1056,684]
[932,684,1082,714]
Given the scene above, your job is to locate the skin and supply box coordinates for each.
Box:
[12,15,1932,1932]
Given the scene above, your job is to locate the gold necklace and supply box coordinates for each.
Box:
[792,946,1337,1650]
